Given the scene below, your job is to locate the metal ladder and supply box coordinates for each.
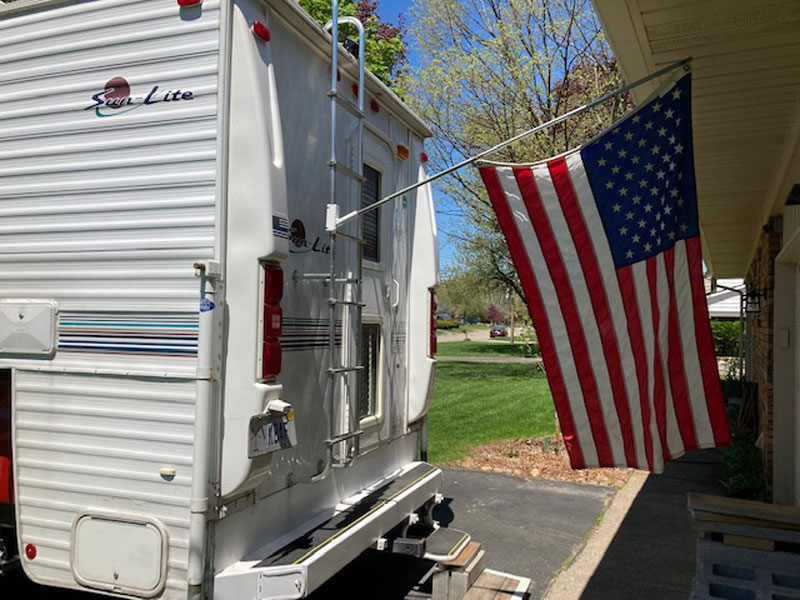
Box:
[291,5,365,483]
[321,9,366,472]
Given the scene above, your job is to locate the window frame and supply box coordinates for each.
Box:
[358,316,385,431]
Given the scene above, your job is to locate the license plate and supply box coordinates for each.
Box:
[248,411,297,458]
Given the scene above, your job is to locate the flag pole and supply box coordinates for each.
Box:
[333,56,692,230]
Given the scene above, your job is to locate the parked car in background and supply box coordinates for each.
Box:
[489,325,508,338]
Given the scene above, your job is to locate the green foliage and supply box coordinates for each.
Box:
[428,362,554,463]
[710,319,740,358]
[516,316,540,359]
[298,0,407,88]
[436,319,460,330]
[721,410,765,500]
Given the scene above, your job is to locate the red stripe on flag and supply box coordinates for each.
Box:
[647,258,671,461]
[686,237,731,446]
[479,167,586,468]
[548,158,638,467]
[616,266,655,471]
[513,166,614,467]
[663,246,698,450]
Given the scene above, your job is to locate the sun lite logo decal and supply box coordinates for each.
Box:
[85,77,195,118]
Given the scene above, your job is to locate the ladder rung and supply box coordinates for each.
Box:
[329,161,366,183]
[333,231,364,244]
[329,298,366,307]
[328,90,365,118]
[326,430,364,446]
[328,366,364,375]
[295,273,360,284]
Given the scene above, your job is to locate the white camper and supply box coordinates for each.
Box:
[0,0,448,597]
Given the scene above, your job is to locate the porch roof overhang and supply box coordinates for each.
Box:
[592,0,800,277]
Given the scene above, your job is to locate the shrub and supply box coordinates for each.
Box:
[721,409,765,500]
[710,320,740,357]
[436,320,459,330]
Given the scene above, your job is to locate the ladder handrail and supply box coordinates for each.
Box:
[301,5,366,484]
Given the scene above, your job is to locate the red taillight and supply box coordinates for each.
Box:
[370,99,380,113]
[177,0,202,6]
[429,289,437,357]
[252,21,271,42]
[261,263,283,380]
[421,152,429,162]
[0,457,11,504]
[25,543,36,560]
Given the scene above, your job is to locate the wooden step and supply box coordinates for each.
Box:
[433,542,486,600]
[463,569,531,600]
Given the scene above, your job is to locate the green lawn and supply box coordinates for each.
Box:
[427,361,555,464]
[436,340,538,358]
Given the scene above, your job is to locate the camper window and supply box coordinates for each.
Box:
[358,323,381,419]
[361,165,381,263]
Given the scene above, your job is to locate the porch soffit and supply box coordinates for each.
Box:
[592,0,800,277]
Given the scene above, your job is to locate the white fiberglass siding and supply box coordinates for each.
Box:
[0,0,222,595]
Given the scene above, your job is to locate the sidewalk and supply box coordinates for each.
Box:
[545,449,726,599]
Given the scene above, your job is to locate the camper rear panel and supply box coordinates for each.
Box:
[0,0,223,596]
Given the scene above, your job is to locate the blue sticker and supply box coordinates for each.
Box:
[200,298,216,313]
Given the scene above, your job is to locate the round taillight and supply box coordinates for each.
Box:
[252,21,270,42]
[25,544,37,560]
[421,152,429,162]
[177,0,202,6]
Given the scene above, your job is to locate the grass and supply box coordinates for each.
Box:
[427,361,555,464]
[436,340,538,358]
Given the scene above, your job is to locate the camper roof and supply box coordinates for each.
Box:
[0,0,434,139]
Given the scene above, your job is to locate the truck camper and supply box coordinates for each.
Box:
[0,0,463,597]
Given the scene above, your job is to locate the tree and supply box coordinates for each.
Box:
[486,303,504,324]
[299,0,408,88]
[437,267,491,321]
[404,0,630,301]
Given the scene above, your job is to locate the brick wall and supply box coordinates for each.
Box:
[745,216,782,496]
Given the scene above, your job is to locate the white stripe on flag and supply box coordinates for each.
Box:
[495,167,600,467]
[656,252,684,457]
[632,260,664,471]
[532,162,626,466]
[564,153,648,469]
[673,240,715,446]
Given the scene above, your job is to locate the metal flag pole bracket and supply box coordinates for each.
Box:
[333,56,693,230]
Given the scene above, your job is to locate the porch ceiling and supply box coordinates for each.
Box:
[592,0,800,277]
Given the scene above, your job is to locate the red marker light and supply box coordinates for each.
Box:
[370,99,380,113]
[177,0,202,6]
[25,544,37,560]
[421,152,429,162]
[337,70,341,82]
[352,83,359,97]
[252,21,270,42]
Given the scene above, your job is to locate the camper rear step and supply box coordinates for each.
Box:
[433,540,531,600]
[214,462,441,600]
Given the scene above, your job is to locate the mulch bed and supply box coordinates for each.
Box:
[445,434,634,488]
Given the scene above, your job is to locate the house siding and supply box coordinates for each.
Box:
[745,216,782,497]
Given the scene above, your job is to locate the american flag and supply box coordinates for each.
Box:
[479,74,730,472]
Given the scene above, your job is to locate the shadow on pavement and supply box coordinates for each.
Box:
[580,449,726,600]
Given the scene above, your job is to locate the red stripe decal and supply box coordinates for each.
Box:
[617,266,655,471]
[647,258,671,461]
[548,158,637,467]
[663,246,698,450]
[686,237,731,446]
[513,166,614,467]
[479,167,586,468]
